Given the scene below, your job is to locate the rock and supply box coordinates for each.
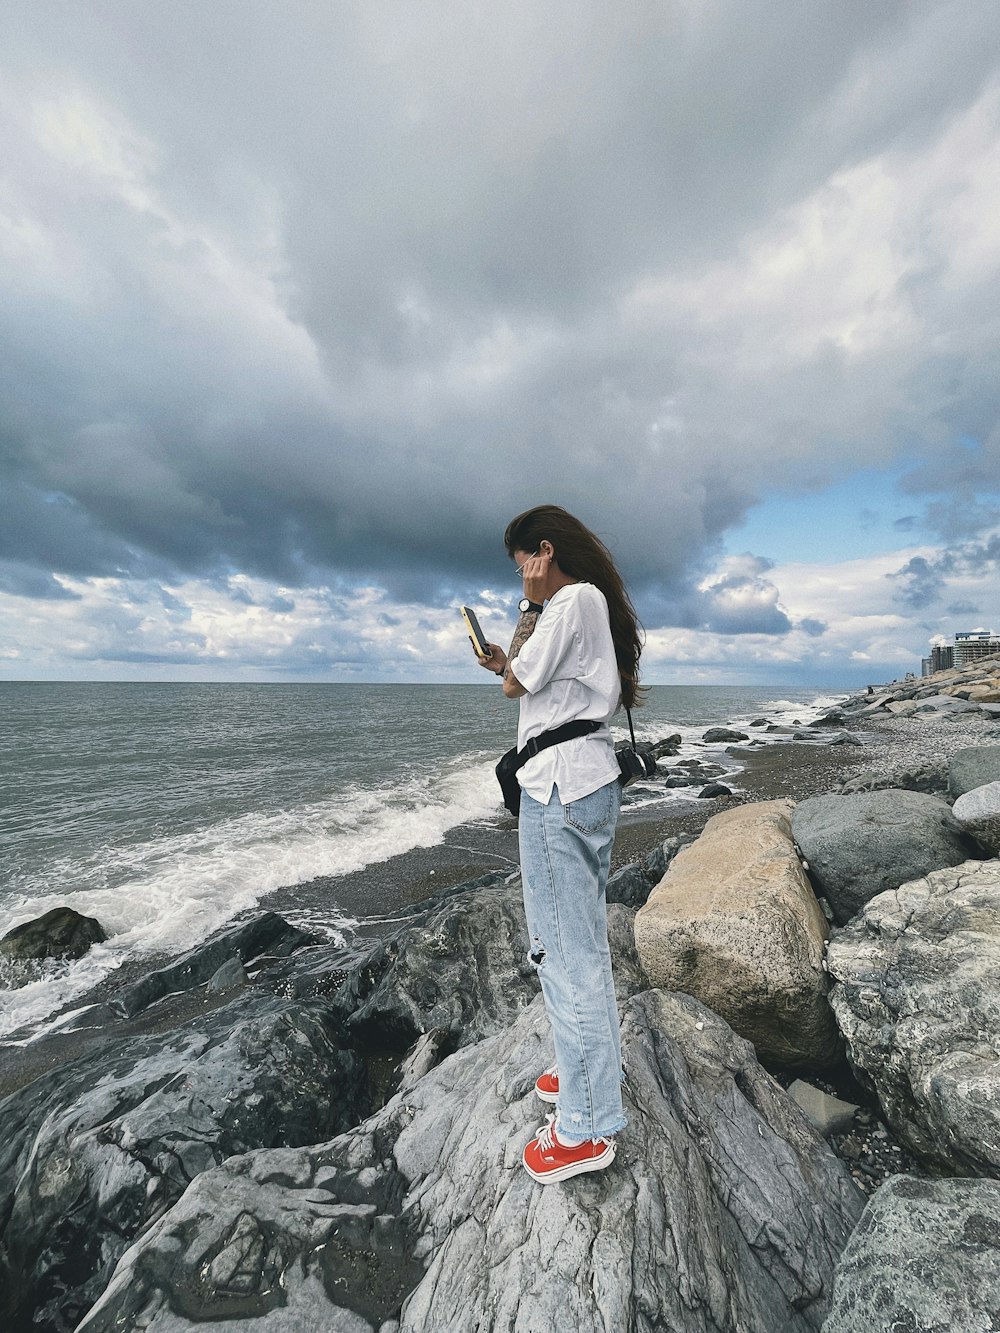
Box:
[641,833,696,886]
[0,993,367,1333]
[677,759,725,775]
[605,861,653,906]
[0,906,106,965]
[914,694,981,715]
[77,990,864,1333]
[837,760,949,797]
[948,744,1000,798]
[967,682,1000,703]
[697,781,733,798]
[397,1028,447,1094]
[826,731,861,746]
[787,1080,858,1136]
[822,1176,1000,1333]
[884,699,918,715]
[826,859,1000,1176]
[855,698,889,715]
[111,912,316,1018]
[325,878,647,1055]
[702,726,749,743]
[808,709,846,729]
[634,800,840,1067]
[207,955,248,993]
[665,773,703,787]
[749,717,769,727]
[650,733,682,759]
[791,790,978,925]
[953,780,1000,854]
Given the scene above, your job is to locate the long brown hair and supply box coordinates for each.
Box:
[504,504,645,709]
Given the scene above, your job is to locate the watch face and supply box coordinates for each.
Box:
[519,598,531,612]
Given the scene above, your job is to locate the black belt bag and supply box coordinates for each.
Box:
[495,720,603,817]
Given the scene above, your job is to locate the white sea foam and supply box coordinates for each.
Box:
[0,754,502,1041]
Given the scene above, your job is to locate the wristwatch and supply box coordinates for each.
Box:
[518,598,544,614]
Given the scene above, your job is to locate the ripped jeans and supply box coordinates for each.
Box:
[518,778,627,1143]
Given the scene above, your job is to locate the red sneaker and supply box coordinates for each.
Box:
[534,1065,559,1104]
[522,1113,616,1184]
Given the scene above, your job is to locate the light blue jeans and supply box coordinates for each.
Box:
[518,778,627,1143]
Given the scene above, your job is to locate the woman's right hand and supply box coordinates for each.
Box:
[478,643,507,675]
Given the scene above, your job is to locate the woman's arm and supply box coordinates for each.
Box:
[501,609,539,697]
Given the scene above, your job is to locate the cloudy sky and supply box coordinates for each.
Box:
[2,1,999,686]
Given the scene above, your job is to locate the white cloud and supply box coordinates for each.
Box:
[0,572,521,682]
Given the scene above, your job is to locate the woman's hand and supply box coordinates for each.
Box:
[478,643,507,675]
[520,552,551,605]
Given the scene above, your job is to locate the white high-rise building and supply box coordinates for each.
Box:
[953,630,1000,667]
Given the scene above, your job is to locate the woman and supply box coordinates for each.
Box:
[479,504,643,1184]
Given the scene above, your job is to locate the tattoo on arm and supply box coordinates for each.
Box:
[503,610,539,679]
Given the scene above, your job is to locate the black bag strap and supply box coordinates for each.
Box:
[626,707,637,751]
[510,718,603,773]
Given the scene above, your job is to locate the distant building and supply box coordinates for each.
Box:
[954,630,1000,668]
[921,656,933,677]
[931,644,955,673]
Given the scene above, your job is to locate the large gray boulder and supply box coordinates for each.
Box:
[0,994,366,1333]
[826,859,1000,1176]
[949,744,1000,798]
[953,779,1000,854]
[791,789,977,925]
[822,1176,1000,1333]
[634,801,840,1068]
[78,989,864,1333]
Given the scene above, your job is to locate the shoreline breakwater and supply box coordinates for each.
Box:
[2,658,1000,1330]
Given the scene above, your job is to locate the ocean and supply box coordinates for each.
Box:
[0,681,845,1042]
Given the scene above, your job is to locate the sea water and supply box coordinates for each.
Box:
[0,681,844,1040]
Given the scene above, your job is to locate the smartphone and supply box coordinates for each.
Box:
[460,605,492,659]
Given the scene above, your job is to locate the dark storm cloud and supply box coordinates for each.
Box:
[888,555,948,609]
[888,535,1000,611]
[799,618,828,638]
[2,0,1000,630]
[0,561,80,601]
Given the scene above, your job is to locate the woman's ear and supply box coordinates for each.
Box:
[539,539,554,558]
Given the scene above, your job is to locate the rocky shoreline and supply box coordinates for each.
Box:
[2,659,1000,1330]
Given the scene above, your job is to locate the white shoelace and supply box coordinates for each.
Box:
[536,1112,612,1151]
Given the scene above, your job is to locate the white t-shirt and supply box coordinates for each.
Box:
[510,581,622,805]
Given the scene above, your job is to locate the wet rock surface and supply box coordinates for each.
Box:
[78,989,864,1333]
[827,859,1000,1177]
[821,1175,1000,1333]
[111,911,317,1018]
[702,726,749,743]
[0,993,366,1333]
[0,905,106,971]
